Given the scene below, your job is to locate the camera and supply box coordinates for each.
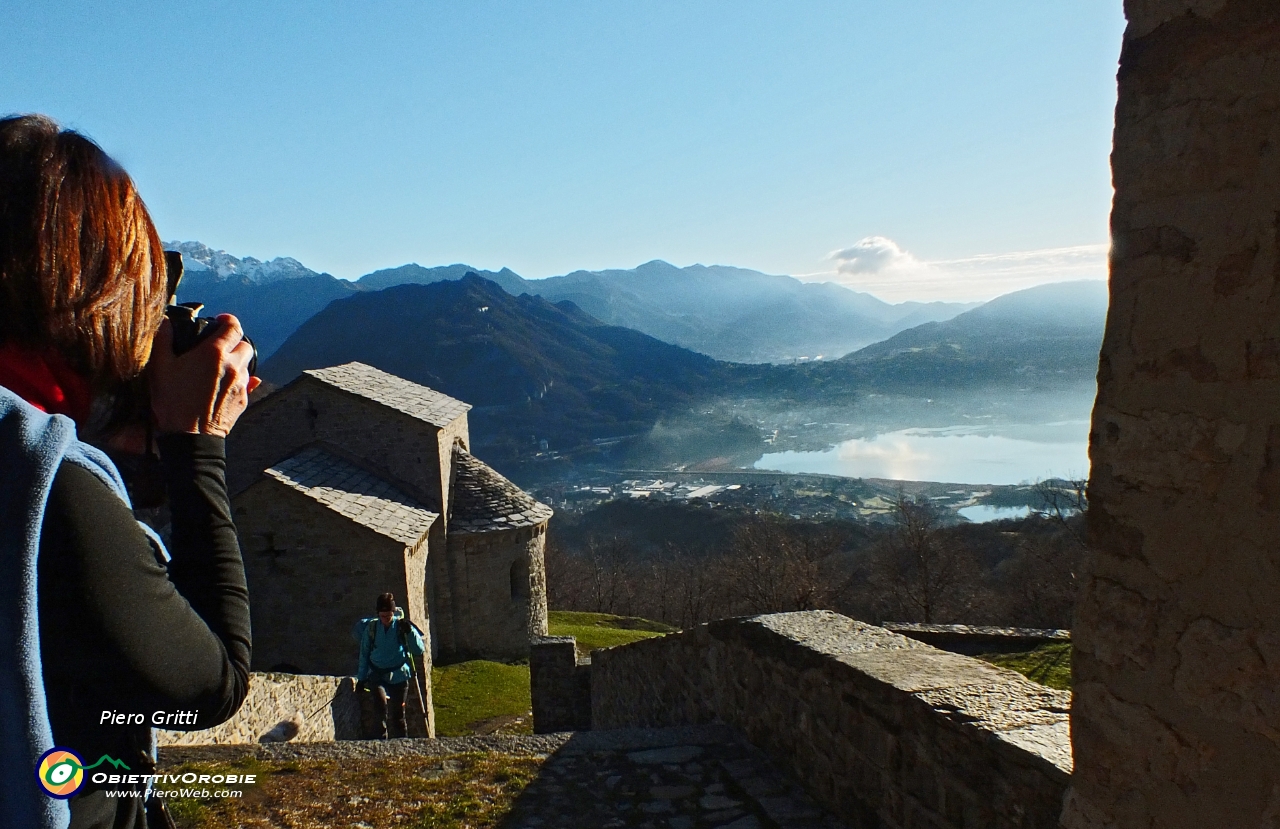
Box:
[163,250,258,376]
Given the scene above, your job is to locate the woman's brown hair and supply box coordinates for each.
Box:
[0,114,167,388]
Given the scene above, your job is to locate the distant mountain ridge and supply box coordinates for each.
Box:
[166,241,323,285]
[165,241,360,358]
[840,280,1108,386]
[260,274,1108,472]
[261,274,761,466]
[165,242,1101,376]
[357,263,529,295]
[352,257,979,363]
[167,240,982,363]
[522,260,947,363]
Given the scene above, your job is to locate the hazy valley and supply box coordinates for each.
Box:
[172,242,1103,508]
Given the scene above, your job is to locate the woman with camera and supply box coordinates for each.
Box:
[0,115,257,828]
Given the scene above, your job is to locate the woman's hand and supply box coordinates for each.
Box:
[148,314,261,437]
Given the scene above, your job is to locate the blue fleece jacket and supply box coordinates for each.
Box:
[0,386,165,829]
[351,609,425,685]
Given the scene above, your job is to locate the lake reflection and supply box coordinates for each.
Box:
[957,505,1031,522]
[754,423,1089,485]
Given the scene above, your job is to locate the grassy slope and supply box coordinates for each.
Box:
[430,611,676,736]
[431,661,532,737]
[978,643,1072,690]
[548,610,675,654]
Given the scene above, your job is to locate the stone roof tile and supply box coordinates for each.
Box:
[304,362,471,428]
[265,447,438,546]
[449,448,553,535]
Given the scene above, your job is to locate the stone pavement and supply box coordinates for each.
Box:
[161,725,848,828]
[500,726,847,829]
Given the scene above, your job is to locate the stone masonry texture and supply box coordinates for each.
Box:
[590,611,1070,829]
[449,447,555,534]
[228,362,550,667]
[1066,3,1280,827]
[531,636,592,733]
[440,525,549,661]
[265,446,438,546]
[305,362,472,429]
[225,366,468,508]
[233,479,428,676]
[156,672,361,746]
[880,623,1070,657]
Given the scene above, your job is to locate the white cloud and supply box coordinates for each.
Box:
[806,236,1109,302]
[829,236,920,275]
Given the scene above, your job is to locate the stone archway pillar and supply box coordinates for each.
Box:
[1067,3,1280,826]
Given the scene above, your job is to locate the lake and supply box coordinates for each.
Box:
[754,421,1089,485]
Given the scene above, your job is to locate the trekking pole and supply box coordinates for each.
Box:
[408,655,429,737]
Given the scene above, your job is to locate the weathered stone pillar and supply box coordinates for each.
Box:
[530,636,592,733]
[1069,3,1280,826]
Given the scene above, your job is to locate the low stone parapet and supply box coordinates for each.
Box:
[881,622,1070,656]
[590,610,1071,829]
[156,672,361,746]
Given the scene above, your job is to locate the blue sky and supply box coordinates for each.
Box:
[3,1,1124,301]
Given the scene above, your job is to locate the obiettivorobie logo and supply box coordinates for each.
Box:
[35,747,129,798]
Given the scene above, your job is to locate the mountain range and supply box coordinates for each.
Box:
[165,241,1106,472]
[261,274,764,464]
[351,258,978,363]
[260,272,1107,468]
[165,242,977,363]
[838,280,1109,387]
[168,241,359,357]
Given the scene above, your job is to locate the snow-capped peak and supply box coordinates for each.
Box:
[163,241,321,285]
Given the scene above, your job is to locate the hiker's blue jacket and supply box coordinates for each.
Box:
[352,610,425,685]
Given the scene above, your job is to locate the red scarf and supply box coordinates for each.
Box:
[0,343,92,424]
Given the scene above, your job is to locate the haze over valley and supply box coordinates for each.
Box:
[170,242,979,364]
[172,241,1104,508]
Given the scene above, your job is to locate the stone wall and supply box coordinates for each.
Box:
[1070,2,1280,826]
[227,377,462,507]
[881,623,1070,656]
[590,611,1070,829]
[234,481,425,676]
[440,524,549,661]
[157,672,360,746]
[530,636,592,733]
[428,520,460,659]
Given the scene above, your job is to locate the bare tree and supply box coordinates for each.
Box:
[993,529,1083,629]
[661,543,731,628]
[992,476,1090,627]
[1032,477,1088,546]
[726,518,847,615]
[868,493,981,624]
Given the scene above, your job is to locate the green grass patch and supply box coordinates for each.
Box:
[431,660,532,737]
[547,610,676,655]
[979,642,1072,690]
[161,753,541,828]
[426,613,673,736]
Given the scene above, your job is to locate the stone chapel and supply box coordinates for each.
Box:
[224,361,553,676]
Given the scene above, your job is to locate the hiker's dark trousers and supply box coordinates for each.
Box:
[364,677,408,739]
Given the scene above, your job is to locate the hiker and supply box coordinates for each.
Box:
[0,115,256,829]
[352,593,426,739]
